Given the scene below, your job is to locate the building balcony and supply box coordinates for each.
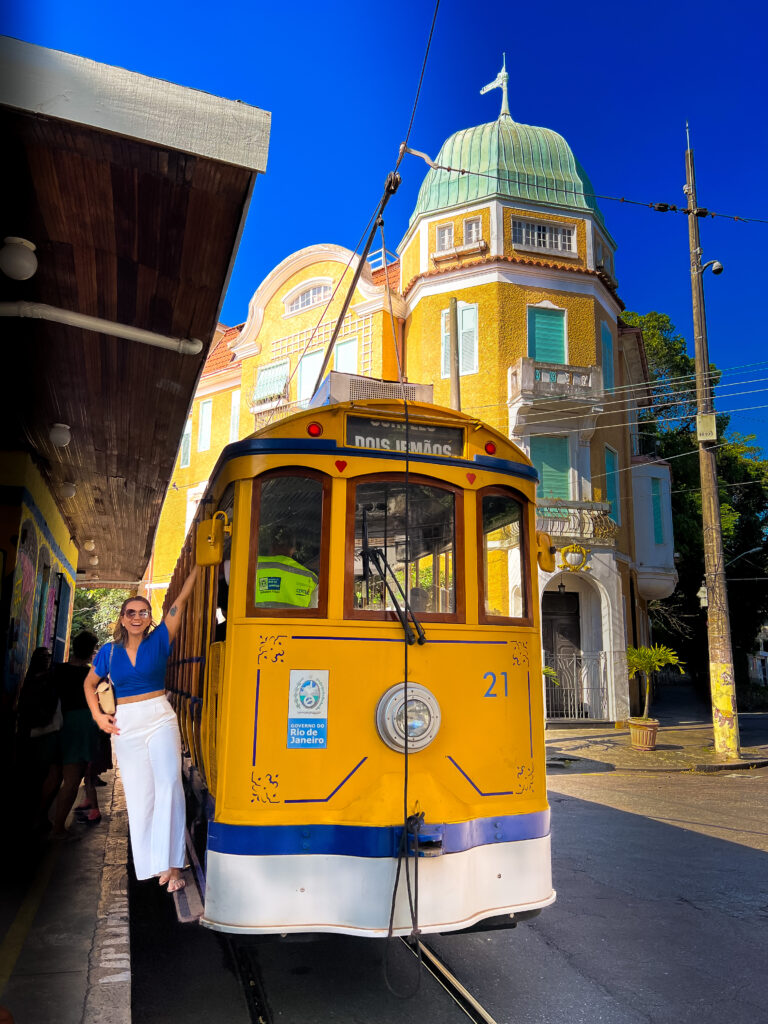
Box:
[509,356,604,407]
[536,499,619,546]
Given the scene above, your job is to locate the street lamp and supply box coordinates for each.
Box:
[685,127,740,759]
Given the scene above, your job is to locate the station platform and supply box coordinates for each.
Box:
[1,690,766,1024]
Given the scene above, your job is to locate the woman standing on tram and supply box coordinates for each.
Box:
[84,567,198,893]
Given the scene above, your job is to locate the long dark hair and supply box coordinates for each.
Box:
[112,596,154,647]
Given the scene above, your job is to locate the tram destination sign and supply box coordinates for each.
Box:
[346,416,464,457]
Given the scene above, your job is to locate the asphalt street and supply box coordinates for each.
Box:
[130,764,768,1023]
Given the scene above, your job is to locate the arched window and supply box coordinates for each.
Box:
[286,284,332,315]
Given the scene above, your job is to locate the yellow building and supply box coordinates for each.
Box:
[230,244,404,431]
[395,71,677,720]
[147,70,678,720]
[141,324,243,619]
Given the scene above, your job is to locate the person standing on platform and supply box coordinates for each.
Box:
[84,567,198,893]
[51,631,100,836]
[16,647,61,832]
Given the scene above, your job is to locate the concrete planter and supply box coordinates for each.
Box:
[627,717,660,751]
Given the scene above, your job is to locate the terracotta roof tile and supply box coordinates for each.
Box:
[402,255,623,309]
[371,261,401,292]
[202,324,242,376]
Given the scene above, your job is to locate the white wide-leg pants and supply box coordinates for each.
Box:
[113,696,186,880]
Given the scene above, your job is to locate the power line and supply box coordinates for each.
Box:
[402,150,768,226]
[671,478,767,496]
[520,379,768,430]
[396,0,441,168]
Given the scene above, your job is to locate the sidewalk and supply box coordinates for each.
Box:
[546,686,768,774]
[0,770,131,1024]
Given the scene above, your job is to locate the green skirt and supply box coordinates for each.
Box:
[60,709,101,764]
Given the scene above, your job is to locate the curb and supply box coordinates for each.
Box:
[82,769,131,1024]
[689,758,768,773]
[547,757,768,775]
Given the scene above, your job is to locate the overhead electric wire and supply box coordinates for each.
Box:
[381,0,441,1000]
[460,397,768,438]
[458,380,768,435]
[260,200,383,429]
[396,0,441,170]
[520,377,768,427]
[401,150,768,225]
[514,364,768,419]
[670,479,766,496]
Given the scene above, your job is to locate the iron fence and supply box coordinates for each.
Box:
[544,650,611,720]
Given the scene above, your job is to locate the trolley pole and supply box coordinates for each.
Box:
[685,133,740,759]
[449,297,461,411]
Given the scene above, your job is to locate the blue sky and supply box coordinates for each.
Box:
[5,0,768,453]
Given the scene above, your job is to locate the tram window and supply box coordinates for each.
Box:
[249,474,326,613]
[214,485,235,641]
[480,492,526,620]
[351,480,457,616]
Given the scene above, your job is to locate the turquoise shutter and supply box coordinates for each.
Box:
[530,436,570,501]
[459,303,478,373]
[601,322,614,391]
[528,307,565,363]
[254,361,289,402]
[651,478,664,543]
[605,447,620,523]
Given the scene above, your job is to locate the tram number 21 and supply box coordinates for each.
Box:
[483,671,510,697]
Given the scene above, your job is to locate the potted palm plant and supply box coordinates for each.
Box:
[626,644,684,750]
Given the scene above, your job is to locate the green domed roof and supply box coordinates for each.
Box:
[410,115,606,227]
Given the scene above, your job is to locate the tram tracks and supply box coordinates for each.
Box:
[401,939,501,1024]
[226,933,500,1024]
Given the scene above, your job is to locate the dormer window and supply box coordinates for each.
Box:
[511,218,577,257]
[287,284,331,314]
[283,279,333,316]
[436,224,454,251]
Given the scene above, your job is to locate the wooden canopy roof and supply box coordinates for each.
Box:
[0,37,270,585]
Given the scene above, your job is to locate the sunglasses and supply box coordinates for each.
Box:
[124,609,151,620]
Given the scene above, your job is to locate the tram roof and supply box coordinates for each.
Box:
[0,37,270,585]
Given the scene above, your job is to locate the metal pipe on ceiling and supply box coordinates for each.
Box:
[0,301,203,355]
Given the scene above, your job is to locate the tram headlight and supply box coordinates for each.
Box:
[375,683,441,753]
[395,699,432,740]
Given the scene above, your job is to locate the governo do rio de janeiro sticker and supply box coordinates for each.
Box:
[287,670,328,748]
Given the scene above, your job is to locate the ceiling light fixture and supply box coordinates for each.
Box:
[49,423,71,447]
[88,555,99,567]
[60,482,77,499]
[83,540,96,552]
[0,237,38,280]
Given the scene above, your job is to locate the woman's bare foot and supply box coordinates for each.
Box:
[159,868,184,891]
[167,869,185,893]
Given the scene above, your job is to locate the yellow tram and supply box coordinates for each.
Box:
[164,394,556,936]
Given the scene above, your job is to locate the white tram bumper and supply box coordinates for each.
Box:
[201,835,555,937]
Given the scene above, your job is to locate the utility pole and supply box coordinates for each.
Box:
[685,128,740,759]
[449,297,461,411]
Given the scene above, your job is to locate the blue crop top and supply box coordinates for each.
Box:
[93,622,172,699]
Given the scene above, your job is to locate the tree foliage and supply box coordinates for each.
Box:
[72,588,130,647]
[622,311,768,696]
